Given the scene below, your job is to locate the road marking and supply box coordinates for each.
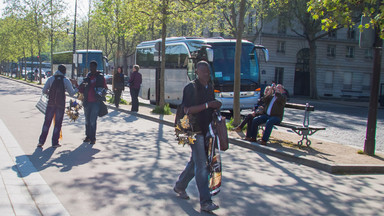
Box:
[0,119,70,216]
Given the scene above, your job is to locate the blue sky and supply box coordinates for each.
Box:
[0,0,90,20]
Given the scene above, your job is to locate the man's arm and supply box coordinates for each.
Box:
[64,78,78,97]
[42,77,52,94]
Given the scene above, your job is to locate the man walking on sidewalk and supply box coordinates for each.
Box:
[38,65,78,148]
[173,61,222,213]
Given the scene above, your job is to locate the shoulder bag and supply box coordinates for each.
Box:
[36,94,48,114]
[212,111,229,151]
[98,101,108,117]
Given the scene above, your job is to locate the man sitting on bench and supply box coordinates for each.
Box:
[248,84,287,145]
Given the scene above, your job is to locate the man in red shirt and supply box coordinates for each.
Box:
[79,61,107,144]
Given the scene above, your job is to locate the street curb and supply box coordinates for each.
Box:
[3,75,384,174]
[228,137,384,174]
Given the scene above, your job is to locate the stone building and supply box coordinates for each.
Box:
[252,18,384,99]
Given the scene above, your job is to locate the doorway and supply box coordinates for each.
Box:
[294,48,310,96]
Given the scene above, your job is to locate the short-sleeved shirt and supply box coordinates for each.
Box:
[182,79,215,135]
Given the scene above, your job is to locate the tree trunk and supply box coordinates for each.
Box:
[159,1,167,108]
[23,48,26,81]
[122,37,128,75]
[364,29,382,156]
[233,0,247,126]
[308,39,318,99]
[30,46,34,82]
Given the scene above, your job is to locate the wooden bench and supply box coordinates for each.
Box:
[259,102,326,147]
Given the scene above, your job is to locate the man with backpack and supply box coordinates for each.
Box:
[38,65,79,148]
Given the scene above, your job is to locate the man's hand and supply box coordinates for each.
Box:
[208,100,222,109]
[70,79,78,87]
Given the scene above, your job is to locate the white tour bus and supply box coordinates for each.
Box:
[135,37,269,110]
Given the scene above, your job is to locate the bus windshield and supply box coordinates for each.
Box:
[211,44,258,84]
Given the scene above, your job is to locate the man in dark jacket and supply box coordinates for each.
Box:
[79,61,107,145]
[249,84,287,145]
[113,66,124,108]
[128,65,142,112]
[38,65,78,148]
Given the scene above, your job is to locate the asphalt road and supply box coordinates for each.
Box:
[1,76,384,215]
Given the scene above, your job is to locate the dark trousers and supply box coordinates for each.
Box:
[114,89,122,107]
[237,114,254,137]
[250,114,282,142]
[84,102,100,141]
[130,88,140,112]
[39,105,65,146]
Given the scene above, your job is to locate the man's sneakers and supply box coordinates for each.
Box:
[52,144,62,148]
[84,137,96,144]
[258,139,267,146]
[173,186,190,200]
[233,126,242,132]
[201,202,219,213]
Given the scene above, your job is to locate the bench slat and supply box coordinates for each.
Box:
[285,103,315,111]
[279,122,325,131]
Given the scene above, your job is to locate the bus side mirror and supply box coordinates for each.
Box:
[206,48,214,62]
[262,48,269,62]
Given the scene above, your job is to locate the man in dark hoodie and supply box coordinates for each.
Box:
[38,65,78,148]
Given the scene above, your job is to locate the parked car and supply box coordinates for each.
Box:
[104,74,113,84]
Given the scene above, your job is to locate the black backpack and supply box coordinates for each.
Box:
[48,75,65,108]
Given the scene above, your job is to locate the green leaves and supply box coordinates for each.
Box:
[308,0,384,39]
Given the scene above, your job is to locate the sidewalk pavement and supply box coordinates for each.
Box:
[0,119,70,216]
[1,75,384,216]
[4,75,384,174]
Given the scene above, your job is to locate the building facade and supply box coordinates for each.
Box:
[253,18,384,99]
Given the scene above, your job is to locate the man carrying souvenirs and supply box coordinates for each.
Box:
[173,61,222,213]
[38,65,79,148]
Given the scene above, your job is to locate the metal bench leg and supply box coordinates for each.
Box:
[297,130,311,147]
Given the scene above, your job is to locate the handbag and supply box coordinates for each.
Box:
[213,112,229,151]
[174,104,198,145]
[35,94,48,114]
[98,101,108,117]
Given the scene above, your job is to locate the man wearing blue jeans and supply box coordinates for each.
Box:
[249,84,287,145]
[173,61,222,213]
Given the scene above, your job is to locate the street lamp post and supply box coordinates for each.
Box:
[71,0,78,79]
